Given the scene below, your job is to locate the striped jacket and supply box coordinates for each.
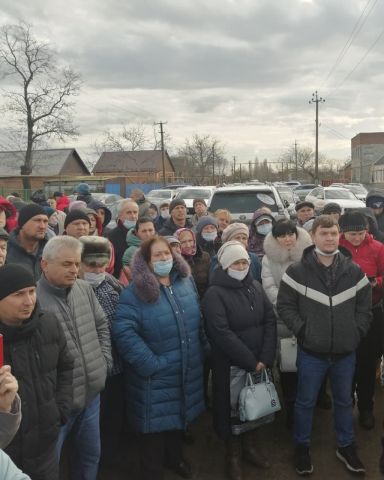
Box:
[276,245,372,355]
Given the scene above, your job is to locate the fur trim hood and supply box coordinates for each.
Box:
[263,227,312,264]
[131,248,191,303]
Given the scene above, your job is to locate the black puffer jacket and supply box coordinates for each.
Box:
[107,221,129,278]
[202,268,276,438]
[1,307,74,478]
[276,245,372,355]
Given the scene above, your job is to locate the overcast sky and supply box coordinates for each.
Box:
[0,0,384,167]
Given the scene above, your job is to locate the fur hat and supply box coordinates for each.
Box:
[221,222,249,243]
[217,240,250,270]
[64,210,91,229]
[79,236,111,265]
[169,199,186,213]
[18,204,47,228]
[339,211,368,232]
[0,264,35,301]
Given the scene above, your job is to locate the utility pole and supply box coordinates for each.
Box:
[248,160,252,180]
[309,91,325,185]
[212,144,215,185]
[154,121,167,186]
[239,163,242,182]
[294,140,298,179]
[233,156,236,181]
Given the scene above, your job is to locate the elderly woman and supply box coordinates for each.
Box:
[195,216,221,258]
[202,241,276,480]
[112,236,205,480]
[261,219,312,427]
[248,209,275,259]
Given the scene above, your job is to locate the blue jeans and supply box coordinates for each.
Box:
[57,394,101,480]
[294,347,356,448]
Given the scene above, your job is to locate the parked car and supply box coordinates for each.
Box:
[146,188,176,207]
[283,180,302,187]
[91,192,123,205]
[275,185,300,218]
[305,187,365,213]
[173,186,216,215]
[343,184,368,202]
[292,184,318,201]
[208,184,289,224]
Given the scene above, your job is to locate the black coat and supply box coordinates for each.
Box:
[107,221,129,278]
[1,307,74,478]
[184,247,211,299]
[201,268,276,439]
[158,217,193,236]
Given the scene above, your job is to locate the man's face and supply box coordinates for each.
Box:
[372,207,384,217]
[0,286,36,326]
[0,209,6,229]
[65,220,90,239]
[0,239,7,266]
[137,222,156,242]
[41,247,81,288]
[171,205,187,222]
[194,202,207,216]
[297,207,314,223]
[312,225,339,253]
[118,203,139,222]
[20,214,48,240]
[344,230,367,247]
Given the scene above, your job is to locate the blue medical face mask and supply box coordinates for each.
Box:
[202,231,217,242]
[153,259,173,277]
[256,223,272,236]
[123,219,136,229]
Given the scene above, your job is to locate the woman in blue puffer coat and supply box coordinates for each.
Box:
[112,235,205,480]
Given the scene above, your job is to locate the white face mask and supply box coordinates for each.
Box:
[160,209,170,219]
[256,223,272,236]
[227,267,249,281]
[314,247,339,257]
[123,219,136,229]
[202,231,217,242]
[83,271,106,287]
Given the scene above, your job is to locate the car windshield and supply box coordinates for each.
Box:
[147,190,171,198]
[209,191,278,213]
[177,189,212,199]
[325,189,356,200]
[345,185,367,194]
[277,189,294,202]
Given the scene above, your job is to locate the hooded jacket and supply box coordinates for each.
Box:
[248,210,274,258]
[277,245,372,355]
[366,190,384,237]
[201,268,276,438]
[339,233,384,306]
[1,307,73,477]
[122,228,142,266]
[112,250,205,433]
[87,200,112,231]
[56,195,70,212]
[0,197,17,233]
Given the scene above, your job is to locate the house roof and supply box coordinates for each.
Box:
[374,156,384,166]
[93,150,174,173]
[0,149,90,176]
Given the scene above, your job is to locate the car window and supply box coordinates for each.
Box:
[277,189,294,202]
[147,190,171,198]
[325,189,355,200]
[176,189,212,199]
[209,191,278,213]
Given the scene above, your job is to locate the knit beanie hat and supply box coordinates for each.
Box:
[196,215,218,234]
[295,201,315,212]
[0,264,35,301]
[64,210,91,229]
[339,211,368,232]
[323,203,342,215]
[193,198,207,207]
[217,240,250,270]
[169,199,186,213]
[69,200,87,211]
[79,236,111,265]
[75,183,91,195]
[18,204,47,228]
[0,227,9,241]
[43,206,56,218]
[221,223,249,243]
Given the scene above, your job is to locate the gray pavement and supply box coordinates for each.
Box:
[95,380,384,480]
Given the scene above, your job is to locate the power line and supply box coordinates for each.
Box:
[323,0,379,87]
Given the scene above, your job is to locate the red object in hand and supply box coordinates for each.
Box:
[0,334,3,368]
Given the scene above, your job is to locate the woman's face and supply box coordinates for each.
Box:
[178,231,195,255]
[276,232,297,249]
[150,240,172,265]
[201,224,216,234]
[229,259,249,271]
[217,214,230,232]
[88,214,97,234]
[231,233,248,249]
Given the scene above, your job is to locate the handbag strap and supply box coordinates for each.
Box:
[245,373,255,386]
[262,368,271,384]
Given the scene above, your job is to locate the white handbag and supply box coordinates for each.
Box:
[279,336,298,372]
[239,369,281,422]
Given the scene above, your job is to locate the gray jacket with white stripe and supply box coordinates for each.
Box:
[276,245,372,355]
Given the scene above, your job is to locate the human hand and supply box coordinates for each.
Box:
[256,362,265,372]
[0,366,18,413]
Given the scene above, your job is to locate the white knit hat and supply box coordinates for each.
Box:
[217,240,250,270]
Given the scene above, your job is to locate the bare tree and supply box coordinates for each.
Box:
[0,22,81,189]
[280,145,326,181]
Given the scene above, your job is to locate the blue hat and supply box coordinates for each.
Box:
[75,183,91,195]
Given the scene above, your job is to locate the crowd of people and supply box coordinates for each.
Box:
[0,183,384,479]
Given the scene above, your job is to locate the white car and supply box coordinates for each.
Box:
[174,186,216,215]
[305,187,365,212]
[146,188,175,207]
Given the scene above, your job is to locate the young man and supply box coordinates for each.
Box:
[63,210,91,239]
[159,199,193,236]
[6,204,49,279]
[0,264,73,479]
[37,236,112,479]
[277,215,372,476]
